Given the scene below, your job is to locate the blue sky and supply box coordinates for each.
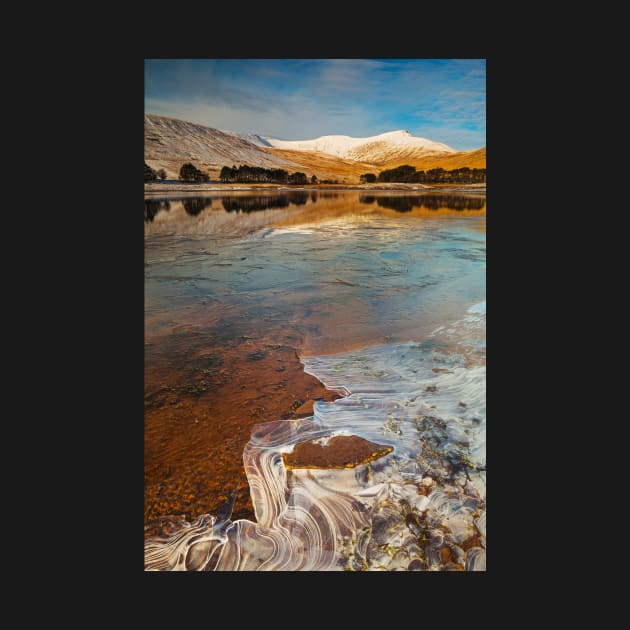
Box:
[145,59,485,151]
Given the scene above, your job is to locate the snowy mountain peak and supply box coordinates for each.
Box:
[223,130,273,147]
[265,130,456,162]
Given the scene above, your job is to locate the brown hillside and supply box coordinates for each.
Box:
[264,148,377,183]
[267,147,485,183]
[383,147,486,171]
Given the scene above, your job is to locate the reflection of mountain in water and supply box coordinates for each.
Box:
[359,194,485,213]
[145,192,486,224]
[222,192,310,213]
[144,199,171,223]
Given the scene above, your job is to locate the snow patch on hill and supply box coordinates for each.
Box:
[265,130,456,161]
[144,114,298,170]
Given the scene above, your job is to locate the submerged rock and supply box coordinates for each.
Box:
[294,399,314,415]
[283,435,393,469]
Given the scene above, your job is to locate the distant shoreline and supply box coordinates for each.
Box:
[144,182,486,195]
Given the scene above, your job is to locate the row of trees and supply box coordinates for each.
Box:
[147,161,486,186]
[219,164,315,185]
[145,162,167,182]
[359,173,377,183]
[144,162,211,183]
[361,166,486,184]
[146,162,311,184]
[179,163,209,182]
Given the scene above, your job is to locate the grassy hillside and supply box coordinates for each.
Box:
[385,147,486,172]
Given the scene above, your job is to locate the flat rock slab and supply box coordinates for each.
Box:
[283,435,393,470]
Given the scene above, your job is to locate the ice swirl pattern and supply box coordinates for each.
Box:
[145,302,486,571]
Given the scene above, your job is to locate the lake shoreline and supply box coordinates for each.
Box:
[145,181,486,195]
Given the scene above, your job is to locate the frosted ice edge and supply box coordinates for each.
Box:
[144,301,485,571]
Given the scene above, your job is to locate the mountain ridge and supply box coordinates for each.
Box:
[264,129,457,163]
[145,114,485,182]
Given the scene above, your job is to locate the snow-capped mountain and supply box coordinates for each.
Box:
[145,114,484,181]
[145,114,299,170]
[264,130,456,165]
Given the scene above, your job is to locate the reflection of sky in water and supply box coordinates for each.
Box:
[145,192,485,356]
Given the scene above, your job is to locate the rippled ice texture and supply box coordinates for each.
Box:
[145,301,486,571]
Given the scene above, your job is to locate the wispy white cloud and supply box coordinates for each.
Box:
[315,59,388,94]
[145,96,374,140]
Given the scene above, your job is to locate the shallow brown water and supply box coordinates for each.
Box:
[144,321,343,536]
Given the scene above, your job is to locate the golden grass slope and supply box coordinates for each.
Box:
[147,147,486,184]
[387,147,486,171]
[265,148,377,183]
[266,147,485,183]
